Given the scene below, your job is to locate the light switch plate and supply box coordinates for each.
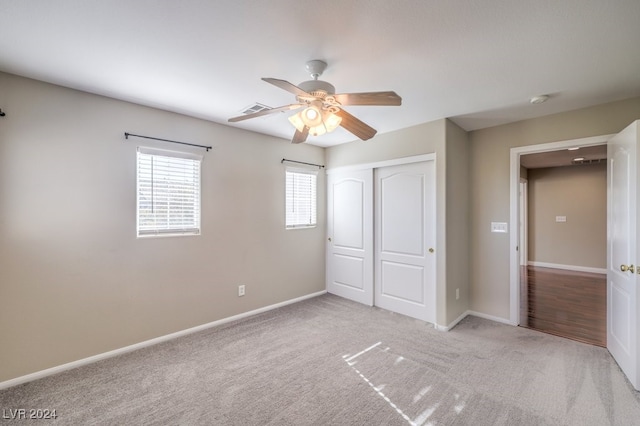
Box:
[491,222,508,233]
[556,216,567,222]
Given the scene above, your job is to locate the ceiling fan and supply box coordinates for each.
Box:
[228,60,402,144]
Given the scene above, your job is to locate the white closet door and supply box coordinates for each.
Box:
[326,169,374,305]
[375,161,436,322]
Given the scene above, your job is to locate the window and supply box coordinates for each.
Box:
[137,147,202,237]
[285,168,317,229]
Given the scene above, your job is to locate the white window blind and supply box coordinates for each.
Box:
[286,168,317,229]
[137,147,202,237]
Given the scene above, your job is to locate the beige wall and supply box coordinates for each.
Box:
[527,164,607,269]
[326,118,471,326]
[0,72,326,382]
[325,120,446,169]
[469,97,640,320]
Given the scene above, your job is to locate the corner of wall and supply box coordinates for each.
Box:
[444,119,471,325]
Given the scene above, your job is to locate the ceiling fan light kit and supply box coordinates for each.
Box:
[228,60,402,144]
[288,99,342,137]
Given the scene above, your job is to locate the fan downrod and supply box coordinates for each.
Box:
[305,60,327,80]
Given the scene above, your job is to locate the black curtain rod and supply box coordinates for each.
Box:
[124,132,212,152]
[281,158,325,169]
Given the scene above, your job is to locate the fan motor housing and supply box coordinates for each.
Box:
[298,80,336,97]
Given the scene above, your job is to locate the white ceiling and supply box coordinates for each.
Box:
[520,144,607,169]
[1,1,639,147]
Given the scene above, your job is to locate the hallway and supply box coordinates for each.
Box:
[520,266,606,347]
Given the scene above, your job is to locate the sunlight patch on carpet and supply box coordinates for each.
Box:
[343,342,465,426]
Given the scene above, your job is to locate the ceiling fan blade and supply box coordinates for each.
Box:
[334,109,377,141]
[332,91,402,106]
[262,78,313,98]
[291,126,309,144]
[228,103,304,123]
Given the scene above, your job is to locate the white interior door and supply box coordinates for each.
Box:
[607,120,639,390]
[374,161,436,323]
[326,169,373,305]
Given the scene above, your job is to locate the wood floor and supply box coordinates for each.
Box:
[520,266,606,347]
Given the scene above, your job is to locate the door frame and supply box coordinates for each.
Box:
[519,178,528,267]
[326,154,436,175]
[326,153,437,314]
[508,134,614,325]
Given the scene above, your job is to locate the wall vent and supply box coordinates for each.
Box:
[241,103,271,115]
[571,158,606,165]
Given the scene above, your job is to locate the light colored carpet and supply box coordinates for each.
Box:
[1,294,639,425]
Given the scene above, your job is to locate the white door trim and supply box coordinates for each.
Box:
[326,153,436,175]
[509,134,615,325]
[519,179,528,266]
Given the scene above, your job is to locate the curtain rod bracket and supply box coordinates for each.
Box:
[124,132,211,152]
[281,158,325,169]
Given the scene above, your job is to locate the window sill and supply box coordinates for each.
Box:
[137,231,201,239]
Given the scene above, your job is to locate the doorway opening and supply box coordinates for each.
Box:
[509,135,614,346]
[518,146,607,346]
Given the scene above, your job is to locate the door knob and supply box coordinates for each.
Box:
[620,264,635,273]
[328,237,332,242]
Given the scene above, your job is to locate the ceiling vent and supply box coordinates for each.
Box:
[571,158,606,165]
[241,103,271,115]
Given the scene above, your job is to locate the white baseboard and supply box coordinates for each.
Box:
[434,311,469,332]
[527,261,606,274]
[435,310,515,332]
[0,290,327,391]
[466,310,515,326]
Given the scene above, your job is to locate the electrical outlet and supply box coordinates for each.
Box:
[456,288,460,300]
[238,285,245,297]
